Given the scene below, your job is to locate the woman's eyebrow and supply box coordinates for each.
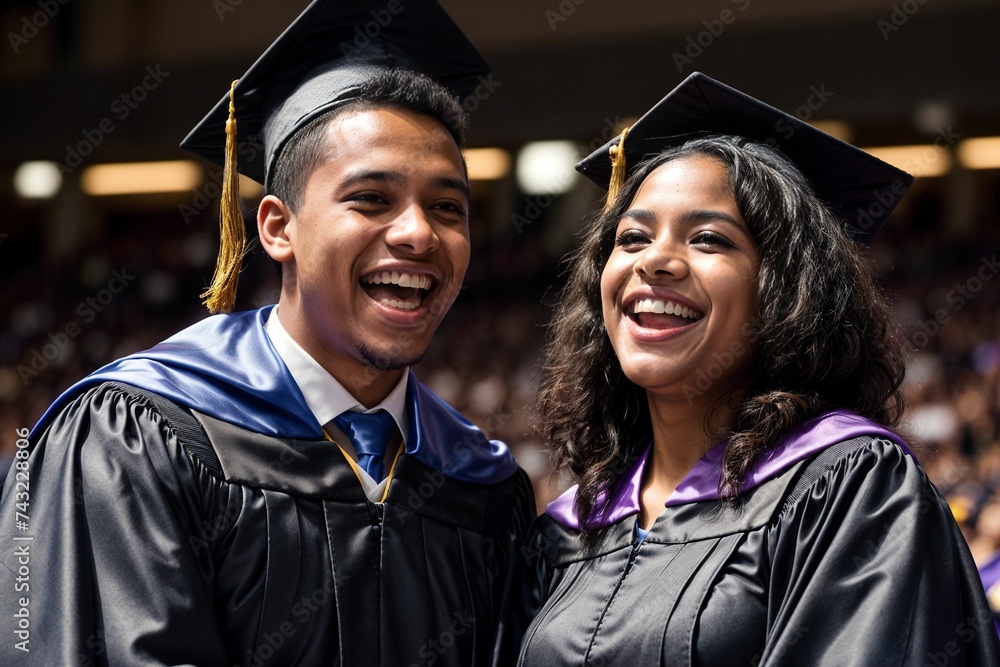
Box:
[682,209,748,233]
[621,207,748,235]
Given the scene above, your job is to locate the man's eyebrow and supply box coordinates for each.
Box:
[339,169,407,189]
[434,176,470,199]
[338,170,470,198]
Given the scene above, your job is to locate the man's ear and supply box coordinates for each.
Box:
[258,194,295,263]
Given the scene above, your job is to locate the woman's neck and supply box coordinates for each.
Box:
[637,393,734,530]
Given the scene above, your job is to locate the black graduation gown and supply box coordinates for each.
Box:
[501,437,1000,666]
[0,382,535,666]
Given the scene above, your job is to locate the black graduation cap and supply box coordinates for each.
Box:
[179,0,489,314]
[182,0,488,184]
[576,72,913,245]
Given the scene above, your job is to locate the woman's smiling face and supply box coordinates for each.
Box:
[600,154,760,404]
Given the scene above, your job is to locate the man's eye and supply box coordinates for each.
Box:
[434,201,466,215]
[349,193,388,204]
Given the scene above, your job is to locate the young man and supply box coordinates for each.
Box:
[0,1,534,664]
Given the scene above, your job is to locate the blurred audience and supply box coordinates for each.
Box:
[2,189,999,548]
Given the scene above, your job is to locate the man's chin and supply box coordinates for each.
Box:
[358,343,424,372]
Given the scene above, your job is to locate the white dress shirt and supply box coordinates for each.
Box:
[264,306,409,502]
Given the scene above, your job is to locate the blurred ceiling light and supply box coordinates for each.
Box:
[465,148,511,180]
[14,161,62,199]
[81,161,202,196]
[809,120,853,143]
[912,101,954,135]
[238,174,265,199]
[516,141,579,195]
[862,144,951,178]
[958,137,1000,170]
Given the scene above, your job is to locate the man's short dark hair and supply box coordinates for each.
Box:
[266,68,469,212]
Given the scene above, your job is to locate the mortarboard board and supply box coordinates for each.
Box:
[575,72,913,245]
[180,0,489,313]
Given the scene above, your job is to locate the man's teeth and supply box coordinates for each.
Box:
[365,271,432,290]
[380,298,419,311]
[632,298,701,319]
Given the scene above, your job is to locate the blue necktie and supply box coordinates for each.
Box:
[333,409,394,481]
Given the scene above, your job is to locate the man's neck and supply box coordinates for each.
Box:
[279,305,408,406]
[329,365,404,410]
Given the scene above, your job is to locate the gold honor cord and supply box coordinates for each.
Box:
[322,426,403,502]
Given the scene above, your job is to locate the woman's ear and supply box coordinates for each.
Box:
[258,194,295,263]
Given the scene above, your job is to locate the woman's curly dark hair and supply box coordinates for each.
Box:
[536,135,907,533]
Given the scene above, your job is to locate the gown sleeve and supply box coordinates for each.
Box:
[492,513,562,666]
[0,383,231,666]
[762,438,1000,665]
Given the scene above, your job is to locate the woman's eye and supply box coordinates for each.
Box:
[615,230,648,247]
[692,230,734,248]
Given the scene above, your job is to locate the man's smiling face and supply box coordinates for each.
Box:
[262,106,470,400]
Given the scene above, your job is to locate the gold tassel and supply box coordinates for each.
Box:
[603,126,630,214]
[201,79,246,314]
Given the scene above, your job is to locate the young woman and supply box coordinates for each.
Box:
[497,73,1000,666]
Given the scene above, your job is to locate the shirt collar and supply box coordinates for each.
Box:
[264,305,410,441]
